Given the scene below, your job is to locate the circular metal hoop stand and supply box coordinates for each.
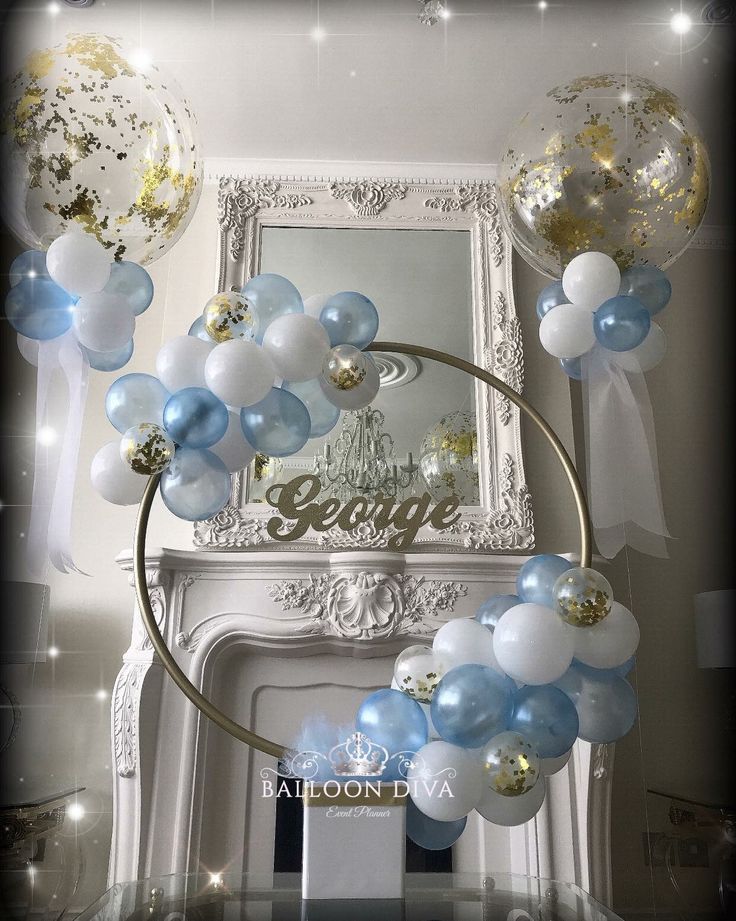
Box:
[133,341,592,761]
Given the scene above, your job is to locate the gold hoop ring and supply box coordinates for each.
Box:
[133,341,592,761]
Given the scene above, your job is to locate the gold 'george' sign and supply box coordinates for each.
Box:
[265,474,461,552]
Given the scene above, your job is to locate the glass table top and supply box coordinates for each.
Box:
[77,872,623,920]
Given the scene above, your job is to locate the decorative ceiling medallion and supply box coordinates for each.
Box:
[372,352,421,390]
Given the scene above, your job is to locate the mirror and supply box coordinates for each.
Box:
[194,174,533,553]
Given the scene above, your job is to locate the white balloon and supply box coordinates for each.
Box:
[155,335,213,393]
[573,601,640,669]
[303,293,333,318]
[562,252,620,306]
[606,322,666,373]
[209,410,257,473]
[91,440,147,505]
[540,748,572,776]
[46,231,112,296]
[407,741,483,822]
[538,304,595,359]
[72,293,135,352]
[204,339,275,407]
[262,313,330,382]
[493,604,574,686]
[476,774,546,826]
[433,618,505,674]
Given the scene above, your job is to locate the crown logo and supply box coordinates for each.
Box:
[328,732,389,777]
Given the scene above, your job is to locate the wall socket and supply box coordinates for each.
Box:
[642,832,710,868]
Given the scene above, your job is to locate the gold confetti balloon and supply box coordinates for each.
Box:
[0,34,202,264]
[393,645,446,703]
[203,292,258,343]
[419,411,479,505]
[481,731,540,797]
[120,423,175,476]
[497,74,710,277]
[553,566,613,627]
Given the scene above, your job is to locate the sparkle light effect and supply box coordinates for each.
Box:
[538,1,548,8]
[47,646,59,658]
[128,48,153,72]
[671,11,693,34]
[96,689,108,701]
[47,2,61,14]
[209,873,223,887]
[311,26,326,42]
[439,6,452,18]
[36,426,57,447]
[67,802,85,822]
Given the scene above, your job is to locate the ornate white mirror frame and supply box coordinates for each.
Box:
[194,171,534,553]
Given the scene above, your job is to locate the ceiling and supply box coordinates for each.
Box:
[1,0,733,224]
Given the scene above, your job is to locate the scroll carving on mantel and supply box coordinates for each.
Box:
[112,662,147,778]
[266,571,467,639]
[328,180,407,216]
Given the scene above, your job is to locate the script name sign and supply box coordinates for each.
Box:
[265,474,461,551]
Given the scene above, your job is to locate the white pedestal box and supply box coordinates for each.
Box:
[302,783,407,900]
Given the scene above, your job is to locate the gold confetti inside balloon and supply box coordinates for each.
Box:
[120,423,175,475]
[481,731,540,797]
[203,292,257,343]
[0,34,202,264]
[393,645,446,703]
[553,566,613,627]
[419,411,479,505]
[498,74,710,277]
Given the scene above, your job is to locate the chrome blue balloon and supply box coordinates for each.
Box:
[83,339,134,372]
[356,689,428,758]
[106,373,170,432]
[509,685,579,758]
[406,798,467,850]
[5,276,74,340]
[159,447,231,521]
[536,280,566,320]
[319,291,379,349]
[430,664,514,749]
[516,554,573,607]
[9,249,49,286]
[163,387,229,449]
[104,260,154,315]
[188,315,213,342]
[594,296,651,352]
[240,387,310,457]
[554,661,637,744]
[560,356,583,380]
[282,378,340,438]
[618,266,671,316]
[241,273,303,343]
[476,593,521,631]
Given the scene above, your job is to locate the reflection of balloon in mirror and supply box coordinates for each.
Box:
[91,440,147,506]
[552,566,613,627]
[282,378,340,438]
[497,74,710,276]
[431,664,514,748]
[319,291,379,349]
[419,411,479,505]
[240,387,311,457]
[509,684,579,758]
[242,274,303,342]
[163,387,228,449]
[0,34,202,263]
[406,799,466,850]
[555,661,637,743]
[481,731,540,797]
[159,448,231,521]
[203,291,257,343]
[476,774,546,826]
[119,422,174,475]
[105,373,169,432]
[408,741,483,822]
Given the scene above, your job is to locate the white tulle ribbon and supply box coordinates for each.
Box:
[581,347,671,559]
[26,334,90,576]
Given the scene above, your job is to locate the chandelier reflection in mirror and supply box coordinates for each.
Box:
[312,406,421,503]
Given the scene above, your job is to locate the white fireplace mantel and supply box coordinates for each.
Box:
[108,547,613,904]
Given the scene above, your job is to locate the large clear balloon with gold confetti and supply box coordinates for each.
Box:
[497,74,710,277]
[0,34,202,264]
[419,410,479,505]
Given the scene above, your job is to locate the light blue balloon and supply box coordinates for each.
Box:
[554,661,637,744]
[536,280,566,320]
[163,387,229,449]
[406,798,467,850]
[560,356,583,381]
[516,554,573,607]
[319,291,379,349]
[104,260,154,315]
[476,594,520,631]
[10,249,49,286]
[5,276,75,340]
[594,296,651,352]
[509,685,579,758]
[240,387,310,457]
[188,315,213,342]
[431,664,514,749]
[282,378,340,438]
[241,273,303,343]
[356,689,428,759]
[83,339,134,372]
[106,373,170,432]
[159,447,231,521]
[618,266,671,316]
